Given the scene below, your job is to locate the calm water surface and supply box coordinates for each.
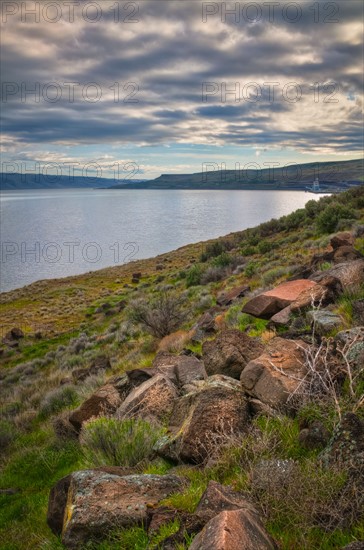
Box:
[0,189,321,292]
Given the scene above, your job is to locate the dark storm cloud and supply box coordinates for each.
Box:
[1,0,363,153]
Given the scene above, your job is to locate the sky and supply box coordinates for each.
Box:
[1,0,363,181]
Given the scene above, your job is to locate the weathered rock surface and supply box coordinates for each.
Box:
[47,474,72,536]
[250,459,296,492]
[69,384,122,432]
[195,480,256,521]
[240,337,309,409]
[311,260,364,290]
[217,285,249,307]
[189,509,277,550]
[321,413,364,469]
[242,279,325,319]
[306,310,343,335]
[50,470,183,548]
[202,330,263,379]
[157,375,249,464]
[116,374,178,424]
[150,353,207,392]
[331,232,355,250]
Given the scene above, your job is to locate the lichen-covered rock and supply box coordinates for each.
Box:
[330,232,355,250]
[240,337,309,410]
[202,330,263,379]
[157,375,249,464]
[189,509,277,550]
[52,470,184,548]
[320,413,364,469]
[195,480,256,521]
[306,310,343,335]
[116,374,178,424]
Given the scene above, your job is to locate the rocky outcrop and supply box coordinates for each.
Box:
[157,375,249,464]
[242,279,325,319]
[69,384,122,432]
[48,470,183,548]
[330,232,355,249]
[202,330,263,379]
[189,509,277,550]
[116,374,178,424]
[240,337,309,410]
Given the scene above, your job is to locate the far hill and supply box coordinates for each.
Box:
[0,173,147,190]
[110,158,363,190]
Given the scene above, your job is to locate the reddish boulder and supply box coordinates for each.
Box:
[242,279,324,319]
[189,509,277,550]
[157,375,249,464]
[69,384,122,432]
[202,330,264,379]
[240,337,309,410]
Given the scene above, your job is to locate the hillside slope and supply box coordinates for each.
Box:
[1,187,364,549]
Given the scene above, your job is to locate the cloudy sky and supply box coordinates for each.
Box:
[1,0,363,180]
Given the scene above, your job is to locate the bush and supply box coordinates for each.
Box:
[39,385,79,419]
[81,417,164,467]
[244,261,258,278]
[316,203,356,233]
[212,252,231,268]
[128,291,187,338]
[257,241,272,254]
[200,266,226,284]
[186,264,204,287]
[200,240,231,262]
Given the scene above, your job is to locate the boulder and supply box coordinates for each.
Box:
[69,383,122,432]
[116,374,178,424]
[240,337,309,410]
[151,353,207,392]
[156,375,249,464]
[333,246,362,264]
[320,413,364,469]
[242,279,325,319]
[72,355,111,382]
[47,474,72,535]
[202,330,264,379]
[217,285,249,307]
[189,509,277,550]
[353,299,364,325]
[341,543,364,550]
[306,310,343,335]
[250,459,296,492]
[195,480,256,521]
[4,327,24,340]
[50,470,183,548]
[298,421,330,450]
[311,260,364,290]
[330,232,355,249]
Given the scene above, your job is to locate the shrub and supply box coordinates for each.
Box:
[128,291,187,338]
[39,385,79,419]
[186,264,204,287]
[200,240,231,262]
[261,266,289,286]
[81,417,164,467]
[316,203,356,233]
[241,245,257,256]
[257,241,272,254]
[212,252,231,267]
[244,261,258,278]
